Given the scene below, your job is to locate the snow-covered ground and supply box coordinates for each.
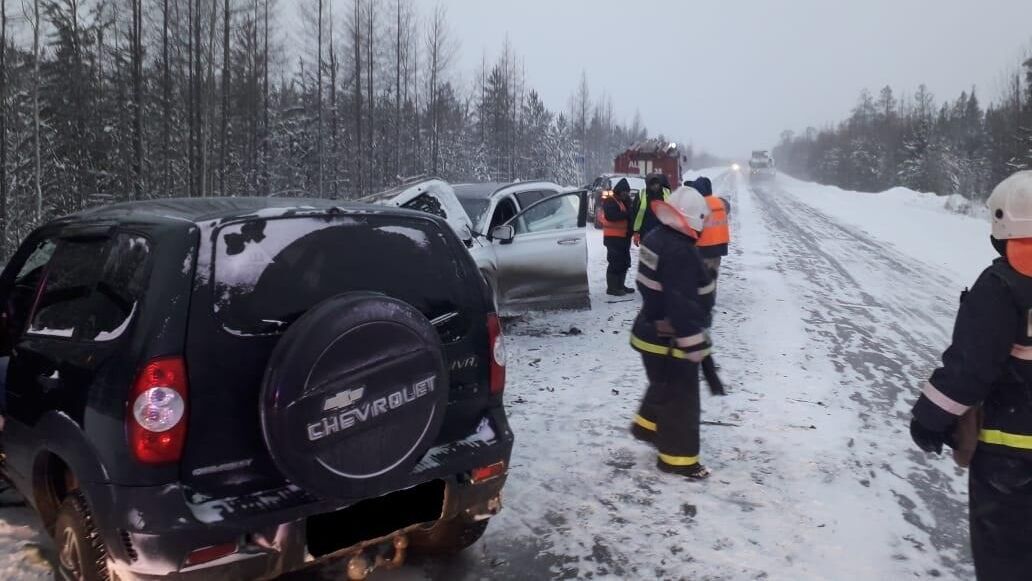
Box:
[370,169,982,580]
[0,486,57,578]
[1,171,990,579]
[777,174,996,284]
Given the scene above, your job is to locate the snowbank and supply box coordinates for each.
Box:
[682,166,731,185]
[776,174,997,284]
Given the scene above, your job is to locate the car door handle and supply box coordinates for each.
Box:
[557,238,581,245]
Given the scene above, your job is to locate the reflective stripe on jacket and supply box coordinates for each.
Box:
[633,188,670,234]
[630,225,714,359]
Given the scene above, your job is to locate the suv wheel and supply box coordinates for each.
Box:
[54,491,109,581]
[410,517,489,555]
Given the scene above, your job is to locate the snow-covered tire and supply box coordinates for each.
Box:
[409,517,489,555]
[54,491,109,581]
[260,292,448,502]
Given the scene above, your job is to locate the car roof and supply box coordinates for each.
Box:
[453,181,562,200]
[59,197,403,226]
[598,173,644,179]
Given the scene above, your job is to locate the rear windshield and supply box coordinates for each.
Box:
[212,214,470,337]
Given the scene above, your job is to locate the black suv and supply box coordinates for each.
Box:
[0,198,513,580]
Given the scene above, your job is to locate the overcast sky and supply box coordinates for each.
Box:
[436,0,1032,159]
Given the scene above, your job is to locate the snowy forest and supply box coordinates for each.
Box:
[774,56,1032,203]
[0,0,654,258]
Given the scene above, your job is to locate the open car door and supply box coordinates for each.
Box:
[360,179,474,242]
[490,189,590,311]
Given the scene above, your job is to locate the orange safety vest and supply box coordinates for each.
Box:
[602,196,630,238]
[697,196,730,247]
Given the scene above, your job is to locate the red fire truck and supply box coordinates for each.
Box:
[613,139,686,184]
[587,140,689,228]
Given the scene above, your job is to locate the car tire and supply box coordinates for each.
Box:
[260,292,449,503]
[54,491,109,581]
[409,517,489,555]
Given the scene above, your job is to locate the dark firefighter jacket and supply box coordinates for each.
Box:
[630,225,715,359]
[913,258,1032,459]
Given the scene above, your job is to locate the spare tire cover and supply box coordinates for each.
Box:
[261,293,448,501]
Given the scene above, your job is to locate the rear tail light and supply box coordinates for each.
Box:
[128,357,188,464]
[184,542,237,567]
[486,314,506,396]
[471,461,506,484]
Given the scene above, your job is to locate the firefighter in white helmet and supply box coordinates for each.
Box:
[910,170,1032,579]
[629,186,716,479]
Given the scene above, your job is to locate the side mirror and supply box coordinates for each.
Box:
[490,225,515,244]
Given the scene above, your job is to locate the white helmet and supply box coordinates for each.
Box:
[655,186,710,235]
[988,171,1032,239]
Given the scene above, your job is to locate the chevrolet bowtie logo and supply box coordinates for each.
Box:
[323,387,365,411]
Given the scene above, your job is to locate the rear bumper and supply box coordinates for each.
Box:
[108,477,507,580]
[91,415,513,579]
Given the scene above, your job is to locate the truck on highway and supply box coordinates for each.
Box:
[749,150,776,181]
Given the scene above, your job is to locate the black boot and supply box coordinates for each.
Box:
[630,423,656,444]
[623,285,635,294]
[657,459,711,480]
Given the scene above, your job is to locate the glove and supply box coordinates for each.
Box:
[632,233,641,247]
[910,418,949,455]
[702,355,726,395]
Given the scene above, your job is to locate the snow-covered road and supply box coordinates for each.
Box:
[0,172,980,580]
[361,171,976,580]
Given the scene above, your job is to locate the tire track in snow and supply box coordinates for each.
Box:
[747,178,972,578]
[335,173,975,581]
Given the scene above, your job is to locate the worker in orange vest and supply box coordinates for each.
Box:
[689,176,731,286]
[602,178,635,296]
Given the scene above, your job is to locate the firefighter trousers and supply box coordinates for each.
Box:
[970,450,1032,581]
[702,256,722,284]
[636,352,701,465]
[604,236,632,291]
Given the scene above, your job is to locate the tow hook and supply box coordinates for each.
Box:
[468,494,503,522]
[345,534,409,580]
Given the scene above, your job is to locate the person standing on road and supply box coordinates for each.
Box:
[690,176,731,287]
[629,185,716,480]
[909,170,1032,580]
[602,178,635,296]
[632,174,671,246]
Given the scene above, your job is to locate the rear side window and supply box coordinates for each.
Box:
[28,239,108,338]
[90,234,151,340]
[26,233,151,341]
[16,240,57,284]
[212,215,469,337]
